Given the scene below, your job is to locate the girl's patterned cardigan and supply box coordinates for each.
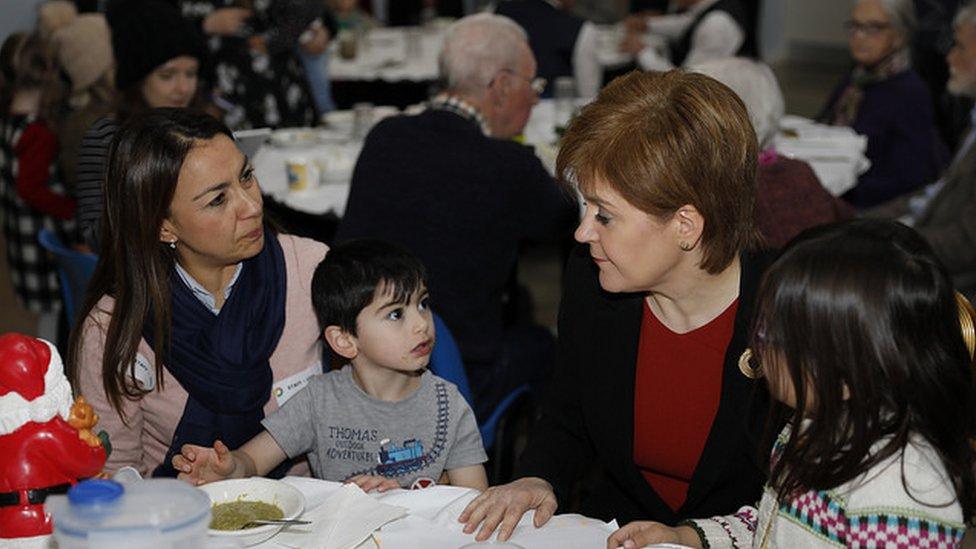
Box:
[684,425,967,548]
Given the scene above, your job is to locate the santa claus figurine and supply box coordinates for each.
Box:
[0,333,106,543]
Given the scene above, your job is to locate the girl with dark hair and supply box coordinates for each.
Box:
[74,0,209,249]
[608,218,975,548]
[0,31,76,340]
[68,108,328,478]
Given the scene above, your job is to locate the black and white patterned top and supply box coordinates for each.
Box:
[180,0,317,130]
[0,115,76,313]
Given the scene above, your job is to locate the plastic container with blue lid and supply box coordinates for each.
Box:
[46,478,212,548]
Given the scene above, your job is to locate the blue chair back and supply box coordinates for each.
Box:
[429,313,474,404]
[37,229,97,324]
[428,312,530,450]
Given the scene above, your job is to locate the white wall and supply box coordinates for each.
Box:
[0,0,46,45]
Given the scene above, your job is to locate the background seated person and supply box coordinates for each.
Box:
[866,1,976,300]
[818,0,948,209]
[621,0,755,71]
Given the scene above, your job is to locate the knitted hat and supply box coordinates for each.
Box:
[107,0,207,91]
[36,0,77,38]
[51,14,113,93]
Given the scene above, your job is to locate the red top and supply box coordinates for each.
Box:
[633,298,738,512]
[16,121,75,220]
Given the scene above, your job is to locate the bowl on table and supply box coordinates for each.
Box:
[199,477,306,547]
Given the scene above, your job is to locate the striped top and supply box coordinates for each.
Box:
[74,116,118,249]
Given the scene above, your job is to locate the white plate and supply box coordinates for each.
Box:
[199,477,306,547]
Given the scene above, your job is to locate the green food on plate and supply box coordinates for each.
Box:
[209,500,284,530]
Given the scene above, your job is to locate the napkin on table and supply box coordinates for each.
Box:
[275,483,407,549]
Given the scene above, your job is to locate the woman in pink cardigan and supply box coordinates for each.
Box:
[68,109,327,477]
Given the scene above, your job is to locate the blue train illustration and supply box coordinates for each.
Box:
[376,438,427,476]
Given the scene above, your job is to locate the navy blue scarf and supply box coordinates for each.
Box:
[147,229,287,478]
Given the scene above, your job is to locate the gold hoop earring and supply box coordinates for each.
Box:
[956,291,975,360]
[738,348,763,379]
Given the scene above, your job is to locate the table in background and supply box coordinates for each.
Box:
[329,27,446,110]
[775,115,869,197]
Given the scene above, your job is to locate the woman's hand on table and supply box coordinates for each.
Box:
[173,439,239,485]
[458,476,558,542]
[606,522,702,549]
[346,474,400,493]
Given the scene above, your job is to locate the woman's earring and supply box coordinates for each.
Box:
[738,348,763,379]
[679,242,693,252]
[956,291,975,360]
[169,240,177,250]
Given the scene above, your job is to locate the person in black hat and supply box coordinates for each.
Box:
[73,0,209,249]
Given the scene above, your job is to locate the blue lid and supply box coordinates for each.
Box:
[68,479,124,506]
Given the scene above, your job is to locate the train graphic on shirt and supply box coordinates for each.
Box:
[347,382,450,480]
[376,438,426,476]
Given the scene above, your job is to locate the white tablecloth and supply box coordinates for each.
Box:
[254,477,618,549]
[329,27,445,83]
[774,115,870,197]
[254,138,361,216]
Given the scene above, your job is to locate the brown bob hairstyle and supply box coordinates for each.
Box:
[556,70,760,274]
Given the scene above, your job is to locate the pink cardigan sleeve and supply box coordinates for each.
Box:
[75,300,149,475]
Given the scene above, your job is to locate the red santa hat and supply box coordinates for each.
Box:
[0,334,73,436]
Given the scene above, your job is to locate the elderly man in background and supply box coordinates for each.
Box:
[335,13,576,421]
[868,1,976,298]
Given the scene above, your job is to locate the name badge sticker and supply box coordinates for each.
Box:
[131,353,155,391]
[273,362,321,406]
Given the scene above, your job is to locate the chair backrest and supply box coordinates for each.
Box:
[37,229,97,324]
[428,313,474,405]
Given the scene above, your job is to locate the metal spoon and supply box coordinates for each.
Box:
[243,518,312,528]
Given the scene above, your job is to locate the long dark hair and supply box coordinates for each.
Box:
[67,108,233,419]
[0,32,65,121]
[756,219,976,517]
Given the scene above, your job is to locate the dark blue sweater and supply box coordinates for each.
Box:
[823,69,949,209]
[336,109,576,367]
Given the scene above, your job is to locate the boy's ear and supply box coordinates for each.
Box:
[324,326,358,360]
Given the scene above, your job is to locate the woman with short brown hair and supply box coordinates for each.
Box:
[460,70,770,540]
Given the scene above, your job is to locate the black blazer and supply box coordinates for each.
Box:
[516,245,771,525]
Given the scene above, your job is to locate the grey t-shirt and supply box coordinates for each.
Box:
[262,366,487,488]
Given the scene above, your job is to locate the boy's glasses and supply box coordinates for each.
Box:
[493,68,547,95]
[844,20,891,36]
